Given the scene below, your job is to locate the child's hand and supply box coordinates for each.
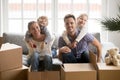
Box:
[70,41,78,49]
[40,42,45,49]
[68,43,72,49]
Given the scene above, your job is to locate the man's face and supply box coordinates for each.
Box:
[64,17,76,34]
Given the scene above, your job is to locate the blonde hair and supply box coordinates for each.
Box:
[37,16,48,26]
[77,13,88,20]
[37,16,48,21]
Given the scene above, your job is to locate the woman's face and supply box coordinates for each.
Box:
[77,15,88,27]
[29,22,41,37]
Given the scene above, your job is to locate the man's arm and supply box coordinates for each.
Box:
[58,37,71,60]
[91,38,102,63]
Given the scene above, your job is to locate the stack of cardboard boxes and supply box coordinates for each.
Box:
[0,39,120,80]
[0,43,28,80]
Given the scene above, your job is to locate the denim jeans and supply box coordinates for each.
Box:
[27,52,52,71]
[62,51,90,63]
[52,48,57,58]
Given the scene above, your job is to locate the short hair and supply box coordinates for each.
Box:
[37,16,48,26]
[64,14,76,22]
[28,21,37,30]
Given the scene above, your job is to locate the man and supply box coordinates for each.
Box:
[58,14,101,63]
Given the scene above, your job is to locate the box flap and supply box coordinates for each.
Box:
[97,63,120,70]
[0,43,21,51]
[63,63,95,72]
[0,37,3,49]
[89,51,97,69]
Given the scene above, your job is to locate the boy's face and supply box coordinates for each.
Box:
[77,16,88,27]
[38,19,48,27]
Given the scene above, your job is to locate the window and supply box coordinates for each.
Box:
[8,0,52,34]
[1,0,102,35]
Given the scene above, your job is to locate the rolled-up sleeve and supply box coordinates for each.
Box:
[84,33,94,43]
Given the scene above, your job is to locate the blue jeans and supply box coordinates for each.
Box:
[27,52,52,71]
[52,48,57,58]
[62,51,90,63]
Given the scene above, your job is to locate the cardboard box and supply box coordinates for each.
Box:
[0,37,3,48]
[0,65,28,80]
[61,51,97,80]
[28,70,60,80]
[61,63,96,80]
[0,43,22,72]
[97,63,120,80]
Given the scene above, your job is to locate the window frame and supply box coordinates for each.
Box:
[1,0,102,35]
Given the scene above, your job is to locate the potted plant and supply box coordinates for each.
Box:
[100,5,120,31]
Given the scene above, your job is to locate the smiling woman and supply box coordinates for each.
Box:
[25,21,54,71]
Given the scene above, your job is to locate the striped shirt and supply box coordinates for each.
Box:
[58,30,94,58]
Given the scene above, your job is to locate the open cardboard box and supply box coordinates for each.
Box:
[0,65,28,80]
[61,51,97,80]
[97,63,120,80]
[28,63,61,80]
[0,43,22,72]
[28,67,60,80]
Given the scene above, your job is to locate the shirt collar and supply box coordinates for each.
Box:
[67,29,80,41]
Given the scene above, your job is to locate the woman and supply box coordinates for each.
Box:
[25,21,54,71]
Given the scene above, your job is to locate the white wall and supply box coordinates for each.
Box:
[106,0,120,49]
[0,0,1,36]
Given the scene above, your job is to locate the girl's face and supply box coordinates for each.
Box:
[29,22,41,37]
[77,15,88,27]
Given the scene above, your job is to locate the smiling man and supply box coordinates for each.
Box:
[58,14,102,63]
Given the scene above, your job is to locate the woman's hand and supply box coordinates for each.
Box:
[28,40,36,48]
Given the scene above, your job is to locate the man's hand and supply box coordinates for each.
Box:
[97,57,101,63]
[60,46,71,53]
